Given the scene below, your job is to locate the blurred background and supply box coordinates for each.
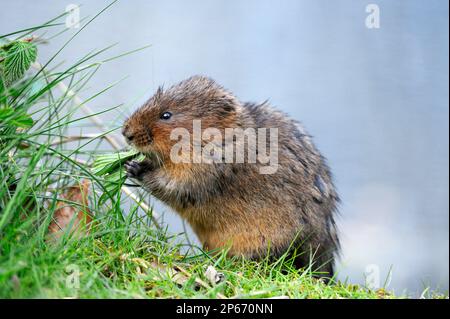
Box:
[1,0,448,296]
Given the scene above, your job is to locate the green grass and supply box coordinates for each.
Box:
[0,4,446,300]
[0,224,398,299]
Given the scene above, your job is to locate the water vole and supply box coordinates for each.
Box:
[122,76,339,277]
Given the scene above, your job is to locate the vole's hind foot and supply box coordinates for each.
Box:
[124,160,152,181]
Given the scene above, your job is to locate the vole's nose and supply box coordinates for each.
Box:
[122,125,134,142]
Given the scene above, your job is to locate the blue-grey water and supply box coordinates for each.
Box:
[1,0,448,296]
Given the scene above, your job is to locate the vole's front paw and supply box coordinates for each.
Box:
[124,160,152,181]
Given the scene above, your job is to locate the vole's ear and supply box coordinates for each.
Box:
[221,98,236,113]
[214,93,237,115]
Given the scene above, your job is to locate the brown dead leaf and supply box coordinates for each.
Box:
[47,179,92,241]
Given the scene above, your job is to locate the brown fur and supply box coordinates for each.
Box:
[123,76,340,277]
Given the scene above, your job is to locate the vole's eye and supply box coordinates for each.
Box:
[160,111,172,120]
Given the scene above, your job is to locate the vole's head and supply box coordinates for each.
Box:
[122,76,240,159]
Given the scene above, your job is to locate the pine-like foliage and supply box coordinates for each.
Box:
[0,39,38,90]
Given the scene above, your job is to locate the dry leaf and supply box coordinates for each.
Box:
[47,179,92,241]
[205,265,225,285]
[148,261,190,286]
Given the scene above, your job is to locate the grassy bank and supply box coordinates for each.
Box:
[0,224,396,299]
